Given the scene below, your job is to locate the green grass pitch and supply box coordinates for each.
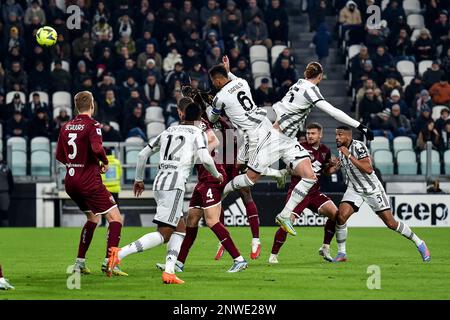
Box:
[0,227,449,300]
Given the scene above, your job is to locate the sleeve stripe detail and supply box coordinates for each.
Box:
[311,86,324,100]
[312,98,324,105]
[212,108,221,115]
[147,143,153,149]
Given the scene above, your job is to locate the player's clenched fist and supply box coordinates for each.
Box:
[133,181,145,197]
[100,163,109,174]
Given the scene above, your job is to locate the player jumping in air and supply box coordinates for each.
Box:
[269,122,339,263]
[213,60,374,236]
[156,96,248,274]
[0,265,14,290]
[331,126,430,262]
[56,91,125,277]
[182,85,265,260]
[108,102,225,284]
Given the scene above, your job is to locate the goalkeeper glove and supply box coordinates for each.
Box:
[357,124,374,141]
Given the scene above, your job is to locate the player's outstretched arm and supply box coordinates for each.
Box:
[197,148,223,182]
[315,100,374,140]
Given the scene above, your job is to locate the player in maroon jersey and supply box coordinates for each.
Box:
[55,91,125,277]
[269,122,340,263]
[156,96,248,273]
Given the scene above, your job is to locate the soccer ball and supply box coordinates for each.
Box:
[36,26,58,47]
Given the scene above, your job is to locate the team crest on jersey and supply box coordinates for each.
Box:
[109,196,116,204]
[321,152,327,159]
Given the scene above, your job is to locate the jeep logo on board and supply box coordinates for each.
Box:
[390,197,449,225]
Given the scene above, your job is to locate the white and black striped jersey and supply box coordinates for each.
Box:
[272,79,324,139]
[211,74,268,131]
[149,125,208,191]
[338,140,383,194]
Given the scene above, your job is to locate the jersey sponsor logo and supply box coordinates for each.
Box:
[65,124,85,131]
[391,196,448,226]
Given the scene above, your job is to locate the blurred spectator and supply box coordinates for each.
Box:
[206,46,222,69]
[92,1,110,24]
[312,23,332,66]
[50,33,72,62]
[118,59,142,85]
[274,48,296,70]
[115,35,136,56]
[381,0,405,28]
[6,111,28,140]
[92,17,113,42]
[163,47,183,73]
[2,0,24,23]
[234,58,253,86]
[244,0,264,23]
[73,60,92,93]
[24,1,46,26]
[429,74,450,105]
[339,1,362,37]
[415,89,435,118]
[265,0,289,43]
[180,0,200,26]
[372,46,393,75]
[29,107,51,139]
[273,57,297,98]
[359,88,384,124]
[423,61,446,89]
[183,47,200,72]
[200,0,221,26]
[381,77,402,100]
[388,28,414,62]
[72,31,95,60]
[414,105,433,134]
[442,48,450,75]
[101,122,123,142]
[385,89,409,117]
[427,179,446,194]
[142,75,166,106]
[222,11,243,48]
[4,93,26,120]
[405,76,425,113]
[386,104,414,139]
[117,14,134,39]
[4,61,27,92]
[254,78,275,106]
[136,30,159,54]
[26,92,50,119]
[204,29,225,54]
[50,60,71,92]
[124,89,145,115]
[189,63,209,90]
[439,119,450,151]
[165,89,182,126]
[222,1,242,26]
[417,119,440,150]
[98,89,122,124]
[307,0,327,33]
[137,44,162,71]
[370,108,393,141]
[246,13,272,48]
[143,59,162,82]
[183,30,205,55]
[413,28,436,62]
[432,10,449,46]
[353,60,378,89]
[365,28,387,55]
[356,78,382,107]
[123,105,146,140]
[435,107,450,131]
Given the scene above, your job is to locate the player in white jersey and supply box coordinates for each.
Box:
[108,103,224,284]
[212,60,374,236]
[330,126,430,262]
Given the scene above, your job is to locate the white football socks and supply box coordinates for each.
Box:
[222,174,254,199]
[279,178,316,218]
[262,168,284,178]
[119,231,165,260]
[395,221,422,247]
[336,223,347,254]
[164,232,186,274]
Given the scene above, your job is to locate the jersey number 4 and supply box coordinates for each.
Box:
[163,135,185,161]
[68,133,77,159]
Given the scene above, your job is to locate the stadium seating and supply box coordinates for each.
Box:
[381,0,389,10]
[396,60,415,77]
[418,60,433,76]
[251,61,271,78]
[410,29,421,43]
[407,14,425,29]
[50,60,70,72]
[254,76,273,89]
[30,137,51,176]
[109,121,120,132]
[145,107,165,124]
[271,45,286,66]
[52,91,72,108]
[431,105,449,121]
[403,0,421,15]
[396,150,418,174]
[402,76,414,90]
[420,150,441,175]
[444,150,450,175]
[249,45,269,64]
[124,137,145,181]
[7,137,27,176]
[370,136,390,155]
[6,91,26,104]
[28,91,49,105]
[374,150,394,175]
[147,122,165,139]
[393,136,413,156]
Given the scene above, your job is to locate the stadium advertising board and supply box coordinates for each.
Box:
[222,194,450,227]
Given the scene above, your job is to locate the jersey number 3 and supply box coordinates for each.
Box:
[68,133,77,160]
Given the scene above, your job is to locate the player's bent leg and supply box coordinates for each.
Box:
[333,202,356,262]
[276,158,317,236]
[318,201,338,262]
[204,203,248,272]
[377,210,430,262]
[74,211,99,275]
[262,167,289,190]
[222,170,257,200]
[175,208,203,268]
[238,188,261,259]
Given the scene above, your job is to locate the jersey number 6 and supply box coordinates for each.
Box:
[237,91,254,111]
